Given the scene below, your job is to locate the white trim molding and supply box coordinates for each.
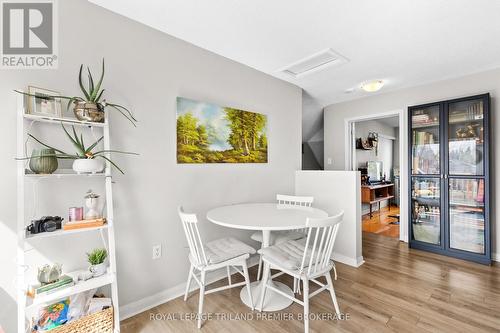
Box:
[120,256,260,321]
[343,109,408,244]
[332,252,364,267]
[492,252,499,262]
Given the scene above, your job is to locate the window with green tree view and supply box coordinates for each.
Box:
[176,97,268,163]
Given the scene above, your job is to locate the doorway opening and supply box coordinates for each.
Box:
[345,111,406,241]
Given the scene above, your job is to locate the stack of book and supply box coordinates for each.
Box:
[63,218,106,231]
[413,130,435,145]
[28,275,74,298]
[449,179,484,205]
[413,112,438,126]
[467,101,484,120]
[449,101,483,123]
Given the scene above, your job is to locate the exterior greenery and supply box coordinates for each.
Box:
[177,107,267,163]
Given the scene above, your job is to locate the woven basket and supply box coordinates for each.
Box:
[50,307,113,333]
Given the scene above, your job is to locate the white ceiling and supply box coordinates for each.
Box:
[89,0,500,106]
[89,0,500,141]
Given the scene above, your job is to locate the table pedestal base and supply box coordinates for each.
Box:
[240,280,294,311]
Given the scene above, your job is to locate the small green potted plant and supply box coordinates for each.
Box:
[25,123,137,174]
[87,248,107,277]
[16,59,137,126]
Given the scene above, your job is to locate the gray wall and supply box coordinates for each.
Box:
[302,143,322,170]
[354,119,396,171]
[0,1,302,331]
[324,67,500,259]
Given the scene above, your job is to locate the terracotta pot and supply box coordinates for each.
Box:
[29,149,58,174]
[73,101,105,123]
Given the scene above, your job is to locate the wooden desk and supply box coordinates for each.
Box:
[361,183,395,217]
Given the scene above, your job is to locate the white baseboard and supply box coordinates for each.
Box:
[119,256,260,321]
[492,252,499,262]
[332,252,364,267]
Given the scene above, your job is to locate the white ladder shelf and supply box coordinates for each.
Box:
[16,95,120,333]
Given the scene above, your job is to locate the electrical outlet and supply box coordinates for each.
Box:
[327,158,333,165]
[152,244,162,259]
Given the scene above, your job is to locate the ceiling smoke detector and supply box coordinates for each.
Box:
[280,48,348,78]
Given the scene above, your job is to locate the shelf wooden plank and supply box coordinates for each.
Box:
[362,183,394,189]
[450,201,485,208]
[26,272,115,309]
[24,224,108,240]
[23,113,107,128]
[449,118,483,125]
[412,122,439,129]
[24,169,108,179]
[369,195,395,204]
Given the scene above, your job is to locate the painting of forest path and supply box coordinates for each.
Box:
[176,97,268,163]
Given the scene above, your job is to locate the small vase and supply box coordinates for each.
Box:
[29,149,58,174]
[89,263,107,277]
[72,159,105,174]
[73,101,105,123]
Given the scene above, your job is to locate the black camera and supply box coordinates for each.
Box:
[26,216,64,234]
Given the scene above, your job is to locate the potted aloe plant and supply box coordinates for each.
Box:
[16,59,137,126]
[26,123,137,174]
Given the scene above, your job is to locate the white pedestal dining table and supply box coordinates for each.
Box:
[206,203,328,311]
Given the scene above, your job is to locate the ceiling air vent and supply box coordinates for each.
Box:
[280,48,348,78]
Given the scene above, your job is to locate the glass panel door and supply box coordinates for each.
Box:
[449,178,485,254]
[448,98,485,176]
[411,178,441,245]
[411,106,440,175]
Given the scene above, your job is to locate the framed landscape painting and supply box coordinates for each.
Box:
[176,97,268,163]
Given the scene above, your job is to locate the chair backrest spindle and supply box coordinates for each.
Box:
[178,206,208,266]
[276,194,313,207]
[276,194,314,234]
[298,211,343,276]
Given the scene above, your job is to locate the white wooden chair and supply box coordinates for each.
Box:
[178,207,255,329]
[252,194,314,284]
[257,212,343,333]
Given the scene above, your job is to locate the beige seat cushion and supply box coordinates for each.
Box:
[258,238,311,270]
[200,237,256,265]
[250,230,306,245]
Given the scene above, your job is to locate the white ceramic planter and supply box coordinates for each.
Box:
[72,159,105,174]
[89,263,107,277]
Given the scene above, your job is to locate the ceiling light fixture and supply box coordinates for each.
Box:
[361,80,384,92]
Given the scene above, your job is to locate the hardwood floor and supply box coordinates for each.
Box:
[362,205,400,238]
[121,233,500,332]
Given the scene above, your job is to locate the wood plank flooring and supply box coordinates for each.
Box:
[121,233,500,332]
[362,205,400,238]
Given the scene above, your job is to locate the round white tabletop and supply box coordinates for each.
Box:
[206,203,328,311]
[207,203,328,231]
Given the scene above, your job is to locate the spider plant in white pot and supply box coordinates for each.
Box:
[16,59,137,126]
[27,123,137,174]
